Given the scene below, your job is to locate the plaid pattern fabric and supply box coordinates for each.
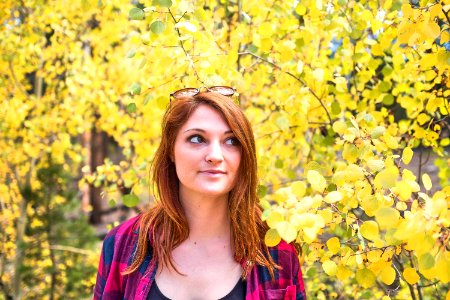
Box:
[94,215,306,300]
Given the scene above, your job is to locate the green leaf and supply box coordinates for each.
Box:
[152,0,172,8]
[126,103,137,113]
[383,94,394,106]
[126,48,136,58]
[275,158,283,168]
[371,126,385,139]
[257,185,267,198]
[248,44,258,53]
[123,194,139,207]
[129,83,141,95]
[108,199,116,207]
[275,115,289,129]
[138,57,147,69]
[419,253,435,270]
[150,21,166,34]
[129,7,145,20]
[144,94,153,105]
[331,101,341,115]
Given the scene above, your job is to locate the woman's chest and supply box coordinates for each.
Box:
[154,251,243,299]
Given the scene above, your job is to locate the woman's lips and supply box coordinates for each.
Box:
[200,170,226,175]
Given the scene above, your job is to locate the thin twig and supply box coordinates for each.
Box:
[167,9,204,84]
[443,7,450,25]
[238,51,333,125]
[49,245,95,256]
[8,61,28,97]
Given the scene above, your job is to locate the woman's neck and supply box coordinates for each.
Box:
[179,192,231,243]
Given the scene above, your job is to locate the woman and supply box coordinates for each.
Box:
[94,87,306,300]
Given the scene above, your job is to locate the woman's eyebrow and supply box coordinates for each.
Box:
[183,128,233,134]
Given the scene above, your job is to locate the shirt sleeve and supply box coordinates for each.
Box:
[93,228,117,299]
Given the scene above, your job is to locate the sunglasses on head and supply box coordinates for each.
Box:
[170,86,236,100]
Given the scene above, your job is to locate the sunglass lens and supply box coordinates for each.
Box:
[208,86,235,96]
[171,88,199,98]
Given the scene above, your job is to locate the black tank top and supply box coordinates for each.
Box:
[147,279,246,300]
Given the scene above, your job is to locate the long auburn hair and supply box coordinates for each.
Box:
[124,92,277,278]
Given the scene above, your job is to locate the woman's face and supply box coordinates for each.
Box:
[173,104,242,200]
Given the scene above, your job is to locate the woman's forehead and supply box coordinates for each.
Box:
[180,105,231,133]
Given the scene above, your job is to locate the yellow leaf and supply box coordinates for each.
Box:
[332,120,347,134]
[435,252,450,283]
[360,220,379,241]
[367,249,383,263]
[425,192,447,218]
[382,296,391,300]
[422,173,432,191]
[422,21,441,40]
[380,265,396,285]
[403,267,420,284]
[417,113,430,125]
[446,290,450,300]
[312,68,325,82]
[276,221,297,243]
[360,195,380,217]
[441,31,450,44]
[267,210,284,228]
[295,4,307,15]
[322,260,338,276]
[343,143,358,163]
[424,69,437,82]
[430,4,442,19]
[356,268,376,288]
[326,237,340,254]
[307,170,327,192]
[317,209,333,224]
[395,180,413,201]
[402,147,413,164]
[336,265,352,281]
[401,3,413,18]
[367,159,385,172]
[291,181,306,198]
[374,166,399,189]
[375,207,400,230]
[396,201,407,211]
[258,22,273,38]
[324,191,343,204]
[398,22,414,44]
[265,228,281,247]
[383,132,399,149]
[297,60,304,74]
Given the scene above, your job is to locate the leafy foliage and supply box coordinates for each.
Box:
[1,0,449,299]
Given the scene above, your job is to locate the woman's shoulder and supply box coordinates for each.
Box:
[101,214,142,255]
[105,214,142,238]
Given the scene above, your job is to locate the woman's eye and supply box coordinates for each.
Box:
[225,137,240,146]
[188,135,205,144]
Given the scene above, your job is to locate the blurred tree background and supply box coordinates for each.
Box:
[0,0,449,299]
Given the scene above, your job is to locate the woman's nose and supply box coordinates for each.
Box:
[205,141,223,163]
